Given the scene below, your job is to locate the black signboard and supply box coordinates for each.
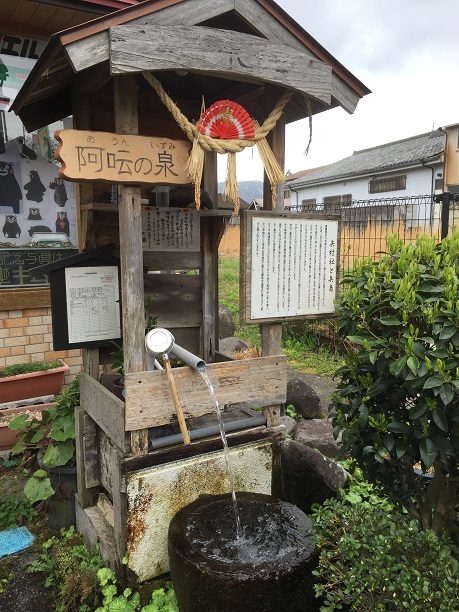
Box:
[0,249,78,287]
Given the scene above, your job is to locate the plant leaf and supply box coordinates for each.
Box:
[419,438,436,469]
[407,355,419,375]
[439,384,454,406]
[379,316,402,325]
[432,407,449,431]
[423,376,444,389]
[390,357,407,376]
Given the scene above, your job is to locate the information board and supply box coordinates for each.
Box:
[240,211,340,324]
[65,266,121,344]
[141,208,200,252]
[0,249,78,287]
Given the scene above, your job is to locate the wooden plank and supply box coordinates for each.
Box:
[144,274,202,328]
[234,0,360,113]
[97,492,115,527]
[143,250,202,271]
[83,411,100,489]
[0,288,50,310]
[76,499,119,571]
[99,430,116,496]
[79,372,127,452]
[64,0,235,73]
[121,425,286,475]
[124,355,287,431]
[202,152,218,359]
[75,405,98,508]
[55,129,191,185]
[110,25,332,104]
[113,74,149,457]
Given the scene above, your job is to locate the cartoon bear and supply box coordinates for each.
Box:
[27,207,42,220]
[49,177,68,207]
[28,225,52,236]
[3,215,21,238]
[0,160,22,213]
[55,211,70,237]
[24,170,46,203]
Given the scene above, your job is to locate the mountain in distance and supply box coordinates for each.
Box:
[218,180,263,204]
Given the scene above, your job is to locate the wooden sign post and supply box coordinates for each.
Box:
[55,129,191,185]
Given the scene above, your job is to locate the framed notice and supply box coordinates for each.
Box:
[240,211,340,324]
[65,266,121,344]
[141,208,200,251]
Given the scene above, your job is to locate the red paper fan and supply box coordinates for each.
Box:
[197,100,255,140]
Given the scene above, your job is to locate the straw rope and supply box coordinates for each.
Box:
[142,71,293,211]
[142,71,291,153]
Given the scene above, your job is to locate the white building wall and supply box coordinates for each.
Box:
[288,165,439,209]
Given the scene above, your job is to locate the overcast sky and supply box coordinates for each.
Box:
[225,0,459,182]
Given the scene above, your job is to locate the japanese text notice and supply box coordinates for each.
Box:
[65,266,121,344]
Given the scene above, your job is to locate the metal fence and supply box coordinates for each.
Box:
[283,194,459,349]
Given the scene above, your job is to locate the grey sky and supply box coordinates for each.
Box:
[230,0,459,180]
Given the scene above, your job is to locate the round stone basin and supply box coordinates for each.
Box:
[168,492,318,612]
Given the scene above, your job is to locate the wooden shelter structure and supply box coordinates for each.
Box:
[12,0,369,581]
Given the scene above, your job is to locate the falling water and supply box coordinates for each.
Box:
[199,367,243,539]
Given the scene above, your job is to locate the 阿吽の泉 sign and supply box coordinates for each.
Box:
[240,211,340,324]
[54,130,191,185]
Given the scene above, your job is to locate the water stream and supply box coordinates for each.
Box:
[199,367,243,539]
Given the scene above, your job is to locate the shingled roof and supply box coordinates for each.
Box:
[288,130,446,187]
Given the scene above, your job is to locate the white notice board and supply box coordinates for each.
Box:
[240,211,340,324]
[65,266,121,344]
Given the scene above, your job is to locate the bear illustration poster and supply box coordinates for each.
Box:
[0,138,76,246]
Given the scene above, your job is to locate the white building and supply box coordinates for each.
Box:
[285,130,445,212]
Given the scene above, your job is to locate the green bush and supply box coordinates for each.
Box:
[311,469,459,611]
[331,232,459,534]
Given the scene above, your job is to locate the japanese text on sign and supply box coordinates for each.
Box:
[249,216,339,320]
[55,130,191,185]
[0,249,78,287]
[141,208,200,252]
[65,266,121,344]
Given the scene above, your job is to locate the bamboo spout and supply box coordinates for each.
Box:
[163,355,191,445]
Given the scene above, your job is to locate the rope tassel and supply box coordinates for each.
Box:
[184,139,205,209]
[223,152,239,215]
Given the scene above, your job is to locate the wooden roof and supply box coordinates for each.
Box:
[11,0,371,132]
[1,0,140,40]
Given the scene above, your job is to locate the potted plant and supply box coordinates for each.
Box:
[8,376,80,528]
[0,359,69,404]
[0,401,56,452]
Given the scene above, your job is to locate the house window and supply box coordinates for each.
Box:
[284,188,291,198]
[323,194,352,211]
[300,198,316,211]
[369,175,406,194]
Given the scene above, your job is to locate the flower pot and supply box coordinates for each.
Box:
[0,361,69,404]
[0,403,55,452]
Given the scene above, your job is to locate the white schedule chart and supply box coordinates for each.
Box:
[65,266,121,344]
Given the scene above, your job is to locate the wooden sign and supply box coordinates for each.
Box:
[0,248,78,287]
[141,208,200,252]
[55,129,191,185]
[240,211,341,324]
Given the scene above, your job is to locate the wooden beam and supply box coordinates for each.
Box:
[109,25,332,104]
[0,288,50,310]
[79,372,127,453]
[113,74,149,456]
[124,355,287,431]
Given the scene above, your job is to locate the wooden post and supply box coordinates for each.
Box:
[113,75,149,455]
[202,150,218,362]
[261,87,285,360]
[261,87,286,426]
